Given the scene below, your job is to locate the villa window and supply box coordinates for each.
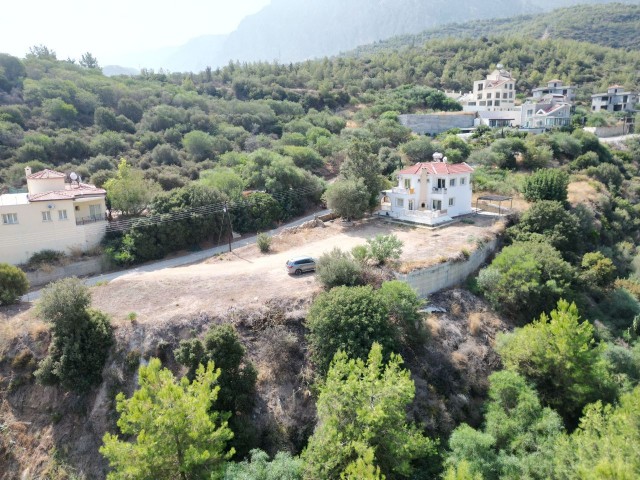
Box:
[89,204,102,218]
[404,178,411,189]
[487,93,492,99]
[59,210,68,220]
[42,211,52,222]
[503,92,508,99]
[449,198,455,207]
[396,198,404,208]
[449,178,456,187]
[2,213,18,224]
[460,177,466,185]
[477,93,483,100]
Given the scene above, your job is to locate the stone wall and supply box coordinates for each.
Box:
[396,238,499,297]
[399,113,476,135]
[584,125,626,138]
[25,257,106,288]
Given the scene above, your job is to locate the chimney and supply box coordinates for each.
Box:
[25,166,32,177]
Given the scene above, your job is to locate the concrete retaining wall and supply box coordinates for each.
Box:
[584,126,626,138]
[396,238,499,297]
[26,257,106,288]
[399,113,476,136]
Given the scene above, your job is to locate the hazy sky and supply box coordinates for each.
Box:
[1,0,271,65]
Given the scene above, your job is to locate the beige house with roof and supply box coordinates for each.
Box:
[0,167,107,265]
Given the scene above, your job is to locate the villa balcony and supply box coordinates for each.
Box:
[431,187,448,195]
[76,214,107,226]
[391,187,415,195]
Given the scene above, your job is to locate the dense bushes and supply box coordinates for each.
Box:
[477,241,575,323]
[0,263,29,305]
[522,169,569,203]
[34,278,113,392]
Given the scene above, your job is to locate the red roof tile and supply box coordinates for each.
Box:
[398,162,474,176]
[28,183,106,202]
[27,168,66,179]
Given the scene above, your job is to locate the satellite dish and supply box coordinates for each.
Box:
[47,203,55,209]
[69,172,78,181]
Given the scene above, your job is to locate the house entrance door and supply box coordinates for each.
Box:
[408,200,414,211]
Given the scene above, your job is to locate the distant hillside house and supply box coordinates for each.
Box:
[531,80,576,103]
[460,67,517,113]
[591,86,639,112]
[0,168,107,265]
[378,153,473,226]
[521,94,572,129]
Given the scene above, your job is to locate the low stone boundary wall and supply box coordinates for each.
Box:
[396,238,499,297]
[26,257,106,288]
[584,126,626,138]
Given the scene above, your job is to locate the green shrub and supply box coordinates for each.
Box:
[366,234,403,265]
[175,324,257,458]
[316,248,363,289]
[224,449,303,480]
[34,278,113,392]
[306,286,396,376]
[0,263,29,305]
[26,249,66,270]
[477,241,576,323]
[256,232,272,253]
[522,169,569,203]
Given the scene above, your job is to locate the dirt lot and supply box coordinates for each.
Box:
[88,215,503,323]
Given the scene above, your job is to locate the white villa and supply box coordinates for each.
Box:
[379,154,474,226]
[0,167,107,265]
[458,67,517,113]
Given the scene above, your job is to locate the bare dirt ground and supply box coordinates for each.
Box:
[0,215,504,346]
[88,215,503,324]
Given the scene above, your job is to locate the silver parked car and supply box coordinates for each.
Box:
[286,256,316,275]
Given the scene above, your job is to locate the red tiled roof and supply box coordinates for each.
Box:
[398,162,474,176]
[28,183,106,202]
[27,168,66,179]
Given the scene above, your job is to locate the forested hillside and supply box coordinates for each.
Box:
[353,2,640,54]
[193,0,639,67]
[2,26,640,479]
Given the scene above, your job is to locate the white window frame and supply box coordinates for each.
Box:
[89,204,102,218]
[42,211,52,222]
[2,213,18,225]
[396,198,404,208]
[59,209,68,220]
[449,178,456,187]
[404,178,411,189]
[461,177,466,185]
[449,197,455,207]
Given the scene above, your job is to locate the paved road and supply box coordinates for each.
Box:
[21,209,331,302]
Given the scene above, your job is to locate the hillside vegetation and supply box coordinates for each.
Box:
[2,23,640,479]
[353,2,640,54]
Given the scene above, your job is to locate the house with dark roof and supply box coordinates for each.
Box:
[521,95,572,129]
[0,167,107,264]
[378,153,474,225]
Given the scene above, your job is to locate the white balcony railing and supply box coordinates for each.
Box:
[432,187,448,194]
[391,187,415,195]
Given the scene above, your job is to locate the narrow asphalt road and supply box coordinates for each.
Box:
[21,209,331,302]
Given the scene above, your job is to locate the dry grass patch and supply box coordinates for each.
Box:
[568,180,606,206]
[425,316,441,338]
[468,312,483,336]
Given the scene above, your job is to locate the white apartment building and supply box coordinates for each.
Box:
[591,86,639,112]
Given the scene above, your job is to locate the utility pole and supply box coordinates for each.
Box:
[223,202,232,252]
